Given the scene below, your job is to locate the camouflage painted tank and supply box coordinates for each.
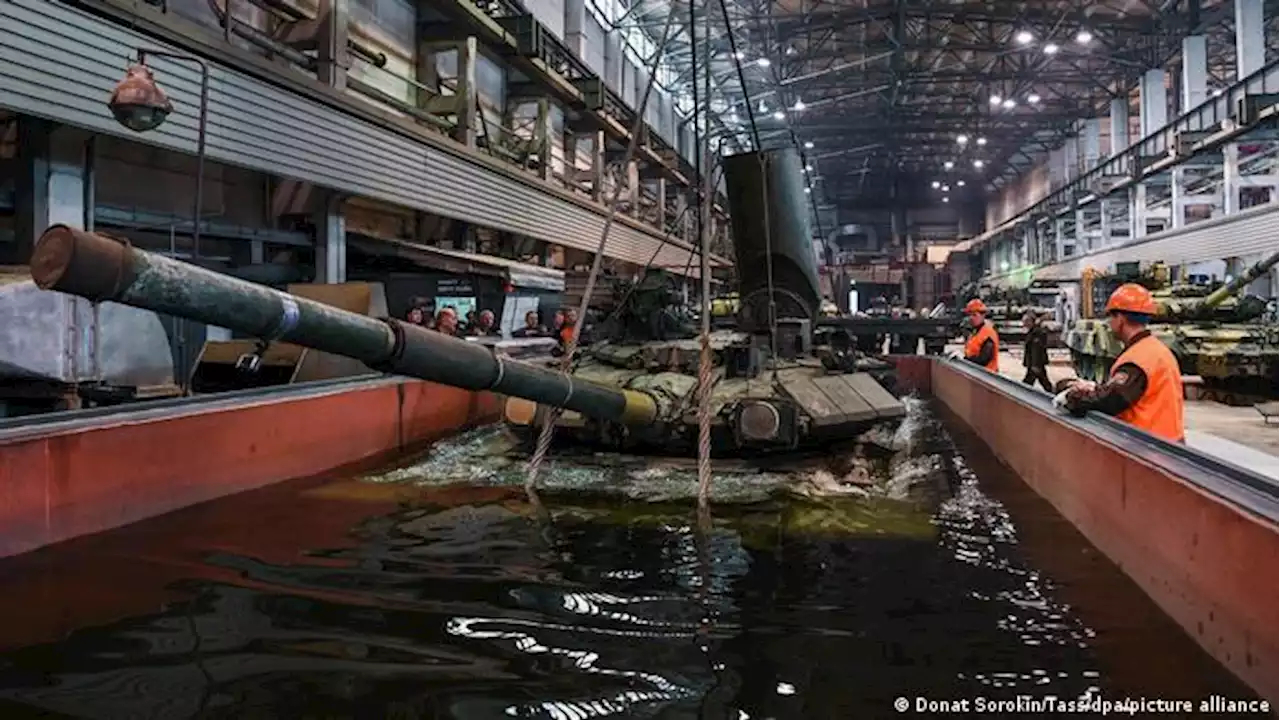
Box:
[504,148,905,456]
[1065,253,1279,395]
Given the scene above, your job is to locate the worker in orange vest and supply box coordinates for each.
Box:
[1056,283,1185,443]
[961,299,999,372]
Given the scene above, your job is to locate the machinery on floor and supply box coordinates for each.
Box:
[1065,252,1280,402]
[28,152,904,457]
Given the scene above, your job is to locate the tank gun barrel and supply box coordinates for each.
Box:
[1201,252,1279,309]
[29,225,658,427]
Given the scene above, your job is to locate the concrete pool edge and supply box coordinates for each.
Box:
[897,355,1277,703]
[0,379,500,559]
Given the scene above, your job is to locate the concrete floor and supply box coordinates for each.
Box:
[946,343,1280,477]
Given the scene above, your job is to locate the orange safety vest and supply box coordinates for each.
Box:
[1111,334,1185,443]
[964,322,1000,372]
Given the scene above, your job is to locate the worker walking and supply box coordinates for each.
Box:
[1057,283,1185,443]
[1021,311,1053,392]
[962,299,999,371]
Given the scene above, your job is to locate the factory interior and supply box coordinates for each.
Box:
[0,0,1278,715]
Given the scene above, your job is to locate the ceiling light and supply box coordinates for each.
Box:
[989,94,1002,105]
[944,160,954,170]
[793,99,806,111]
[734,51,745,60]
[785,46,796,55]
[804,187,811,194]
[957,134,969,144]
[957,180,966,187]
[931,181,940,188]
[1002,98,1016,109]
[1043,43,1060,55]
[804,141,814,149]
[973,159,985,168]
[977,136,987,146]
[1028,93,1042,104]
[942,184,950,191]
[773,110,785,120]
[942,197,950,203]
[756,57,771,68]
[805,164,813,171]
[1212,88,1223,97]
[1015,30,1034,45]
[1075,30,1093,44]
[758,100,768,112]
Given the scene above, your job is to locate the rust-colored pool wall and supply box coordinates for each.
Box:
[895,356,1277,702]
[0,380,500,559]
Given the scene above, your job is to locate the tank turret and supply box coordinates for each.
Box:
[1151,252,1278,322]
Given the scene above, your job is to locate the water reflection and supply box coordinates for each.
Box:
[0,402,1249,718]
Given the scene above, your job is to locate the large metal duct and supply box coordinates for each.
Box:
[723,148,822,331]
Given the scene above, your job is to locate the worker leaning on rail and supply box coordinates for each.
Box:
[960,299,1000,371]
[1055,283,1186,443]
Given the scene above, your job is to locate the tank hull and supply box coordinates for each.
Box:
[505,337,905,456]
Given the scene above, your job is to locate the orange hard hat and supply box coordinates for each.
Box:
[964,299,987,314]
[1105,283,1157,315]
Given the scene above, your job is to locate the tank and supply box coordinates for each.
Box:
[1065,253,1279,398]
[505,147,906,454]
[28,148,903,456]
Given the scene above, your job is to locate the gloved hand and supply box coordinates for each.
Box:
[1051,389,1072,411]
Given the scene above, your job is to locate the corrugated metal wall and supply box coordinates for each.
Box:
[0,0,706,274]
[1034,203,1280,281]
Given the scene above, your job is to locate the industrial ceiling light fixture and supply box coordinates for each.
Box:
[1002,98,1016,109]
[973,159,985,168]
[792,99,806,111]
[1075,29,1093,44]
[942,184,950,192]
[108,63,172,131]
[931,180,941,188]
[804,140,814,149]
[956,134,969,144]
[977,136,988,145]
[957,180,966,187]
[108,47,209,263]
[1028,93,1042,104]
[773,110,785,120]
[942,196,950,203]
[1043,43,1060,55]
[1015,30,1034,45]
[989,94,1002,105]
[944,160,955,170]
[755,57,771,68]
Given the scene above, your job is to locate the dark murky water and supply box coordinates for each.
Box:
[0,402,1253,718]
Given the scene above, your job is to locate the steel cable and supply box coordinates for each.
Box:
[525,0,685,491]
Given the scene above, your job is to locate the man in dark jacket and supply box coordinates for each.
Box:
[1021,311,1053,392]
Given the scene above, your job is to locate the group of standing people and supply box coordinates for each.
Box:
[401,303,582,346]
[404,305,498,337]
[960,283,1184,443]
